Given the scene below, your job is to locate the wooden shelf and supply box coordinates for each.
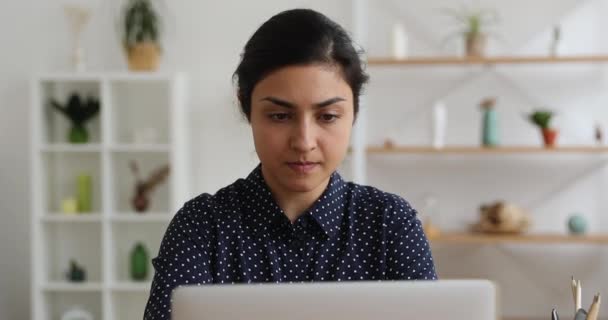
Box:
[367,55,608,66]
[366,145,608,155]
[429,232,608,244]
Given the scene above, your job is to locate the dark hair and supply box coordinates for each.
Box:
[233,8,369,122]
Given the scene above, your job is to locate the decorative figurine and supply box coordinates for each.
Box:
[473,201,530,234]
[129,160,170,212]
[595,124,603,145]
[567,214,588,235]
[66,260,86,282]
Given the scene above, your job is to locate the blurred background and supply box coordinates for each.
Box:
[2,0,608,319]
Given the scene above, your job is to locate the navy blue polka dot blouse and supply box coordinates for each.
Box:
[144,165,437,319]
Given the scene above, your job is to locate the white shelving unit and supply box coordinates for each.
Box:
[30,72,190,320]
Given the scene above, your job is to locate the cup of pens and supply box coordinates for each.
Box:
[552,277,601,320]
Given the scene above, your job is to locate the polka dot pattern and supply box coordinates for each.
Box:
[144,165,437,319]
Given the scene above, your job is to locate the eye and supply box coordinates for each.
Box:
[269,113,290,122]
[319,113,339,123]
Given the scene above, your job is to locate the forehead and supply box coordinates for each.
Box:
[252,64,353,103]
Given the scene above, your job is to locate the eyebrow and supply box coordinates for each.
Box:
[260,96,346,109]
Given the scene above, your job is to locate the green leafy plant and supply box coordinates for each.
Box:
[50,93,100,143]
[528,110,553,129]
[441,5,499,39]
[51,93,99,126]
[122,0,161,50]
[527,110,559,147]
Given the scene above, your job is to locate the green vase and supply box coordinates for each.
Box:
[76,174,92,213]
[130,243,149,281]
[69,124,88,144]
[482,108,499,147]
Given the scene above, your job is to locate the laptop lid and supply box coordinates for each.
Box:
[172,280,497,320]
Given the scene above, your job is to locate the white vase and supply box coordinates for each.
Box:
[432,101,447,149]
[549,25,561,57]
[73,46,86,72]
[63,5,91,72]
[391,22,408,59]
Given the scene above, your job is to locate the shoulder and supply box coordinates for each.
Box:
[347,182,418,221]
[168,178,246,237]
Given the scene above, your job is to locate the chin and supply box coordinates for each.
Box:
[280,177,319,192]
[281,170,329,193]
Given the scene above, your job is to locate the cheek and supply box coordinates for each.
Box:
[252,122,287,154]
[320,123,352,152]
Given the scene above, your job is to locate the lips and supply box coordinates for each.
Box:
[286,161,319,174]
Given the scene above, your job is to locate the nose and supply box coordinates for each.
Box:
[289,117,317,152]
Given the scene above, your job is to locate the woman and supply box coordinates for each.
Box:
[144,8,436,320]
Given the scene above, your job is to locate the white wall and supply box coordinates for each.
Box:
[1,2,66,319]
[1,0,607,319]
[349,1,608,318]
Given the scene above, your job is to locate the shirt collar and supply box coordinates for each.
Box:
[242,164,347,238]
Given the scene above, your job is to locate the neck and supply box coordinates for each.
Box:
[261,166,330,223]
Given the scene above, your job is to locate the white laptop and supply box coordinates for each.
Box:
[172,280,497,320]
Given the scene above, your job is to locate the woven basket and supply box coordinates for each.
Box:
[465,33,486,57]
[127,42,161,71]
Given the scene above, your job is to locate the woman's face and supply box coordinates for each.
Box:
[250,64,354,194]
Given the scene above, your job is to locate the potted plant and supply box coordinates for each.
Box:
[50,93,100,143]
[528,110,558,147]
[442,5,499,57]
[122,0,162,71]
